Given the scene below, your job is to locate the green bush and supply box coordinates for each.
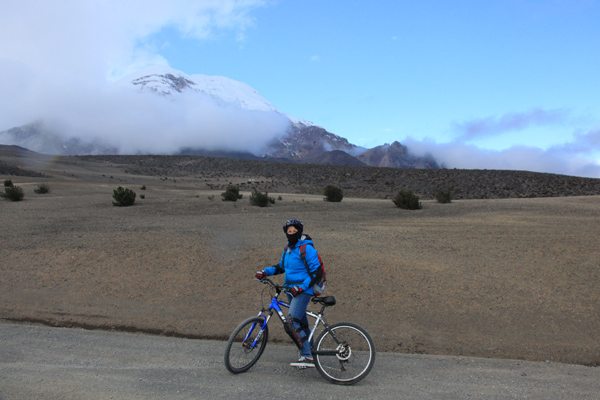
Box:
[249,188,275,207]
[4,179,14,187]
[435,188,453,204]
[393,190,422,210]
[221,185,243,202]
[324,185,344,202]
[34,183,51,194]
[1,185,24,201]
[112,186,136,207]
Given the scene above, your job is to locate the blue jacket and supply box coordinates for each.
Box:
[264,235,321,295]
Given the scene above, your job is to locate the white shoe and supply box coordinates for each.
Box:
[290,357,315,369]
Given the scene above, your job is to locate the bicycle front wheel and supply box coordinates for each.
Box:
[224,316,269,374]
[313,322,376,385]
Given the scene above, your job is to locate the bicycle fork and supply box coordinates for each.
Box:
[244,296,292,349]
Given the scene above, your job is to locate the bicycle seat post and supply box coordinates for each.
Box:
[319,304,327,316]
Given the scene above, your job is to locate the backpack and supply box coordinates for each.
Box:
[284,242,327,296]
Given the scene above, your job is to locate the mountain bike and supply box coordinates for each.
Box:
[224,278,376,385]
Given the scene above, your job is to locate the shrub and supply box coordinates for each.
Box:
[139,194,145,199]
[112,186,136,207]
[324,185,343,202]
[435,188,453,204]
[34,183,51,194]
[221,185,243,202]
[4,179,14,187]
[393,190,422,210]
[249,188,275,207]
[1,185,24,201]
[140,185,146,190]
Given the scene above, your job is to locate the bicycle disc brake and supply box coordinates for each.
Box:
[336,342,352,361]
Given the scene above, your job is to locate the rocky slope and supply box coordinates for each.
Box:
[77,152,600,199]
[2,145,599,199]
[358,141,439,169]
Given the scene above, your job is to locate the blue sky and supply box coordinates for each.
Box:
[161,1,598,145]
[1,0,599,177]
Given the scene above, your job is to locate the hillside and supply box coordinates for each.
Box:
[76,153,600,199]
[1,149,599,366]
[2,146,600,199]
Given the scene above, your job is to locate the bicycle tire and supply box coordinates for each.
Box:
[313,322,376,385]
[224,316,269,374]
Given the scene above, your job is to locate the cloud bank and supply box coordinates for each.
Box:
[0,0,285,154]
[405,126,600,178]
[1,2,599,178]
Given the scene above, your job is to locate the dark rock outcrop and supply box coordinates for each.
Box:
[358,141,439,169]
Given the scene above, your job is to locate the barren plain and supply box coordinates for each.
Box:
[1,146,599,366]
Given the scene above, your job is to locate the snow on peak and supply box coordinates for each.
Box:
[117,65,317,128]
[119,65,275,112]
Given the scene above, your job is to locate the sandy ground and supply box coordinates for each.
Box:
[1,156,599,366]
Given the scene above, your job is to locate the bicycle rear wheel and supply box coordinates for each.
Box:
[224,317,269,373]
[313,322,376,385]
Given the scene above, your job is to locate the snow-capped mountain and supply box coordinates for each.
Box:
[123,65,277,112]
[0,65,439,169]
[122,66,315,126]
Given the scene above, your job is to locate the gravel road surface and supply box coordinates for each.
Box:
[1,323,598,400]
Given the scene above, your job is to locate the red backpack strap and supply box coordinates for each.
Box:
[299,243,323,282]
[299,243,313,269]
[299,244,307,260]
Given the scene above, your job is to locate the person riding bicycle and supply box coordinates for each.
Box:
[255,219,321,368]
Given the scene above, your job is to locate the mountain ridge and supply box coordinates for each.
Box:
[0,66,439,169]
[2,144,599,200]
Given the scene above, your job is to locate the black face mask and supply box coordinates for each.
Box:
[286,231,302,247]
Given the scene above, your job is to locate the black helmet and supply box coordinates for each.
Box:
[283,219,303,233]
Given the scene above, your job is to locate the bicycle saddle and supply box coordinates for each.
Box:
[313,296,336,306]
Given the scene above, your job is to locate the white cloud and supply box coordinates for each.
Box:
[404,129,600,178]
[0,0,282,154]
[0,0,269,81]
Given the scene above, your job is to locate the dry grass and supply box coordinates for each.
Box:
[1,151,599,366]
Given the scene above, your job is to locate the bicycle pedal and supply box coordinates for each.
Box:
[290,361,315,369]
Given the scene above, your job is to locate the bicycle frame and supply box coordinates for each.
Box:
[238,279,344,359]
[226,278,376,385]
[257,292,325,346]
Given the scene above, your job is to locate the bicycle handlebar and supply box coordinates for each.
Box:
[257,277,304,298]
[256,277,286,292]
[257,277,321,300]
[256,277,328,310]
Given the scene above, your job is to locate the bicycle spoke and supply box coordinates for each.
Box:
[224,317,268,373]
[314,323,375,385]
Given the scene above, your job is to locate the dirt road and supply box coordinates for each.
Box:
[2,323,599,400]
